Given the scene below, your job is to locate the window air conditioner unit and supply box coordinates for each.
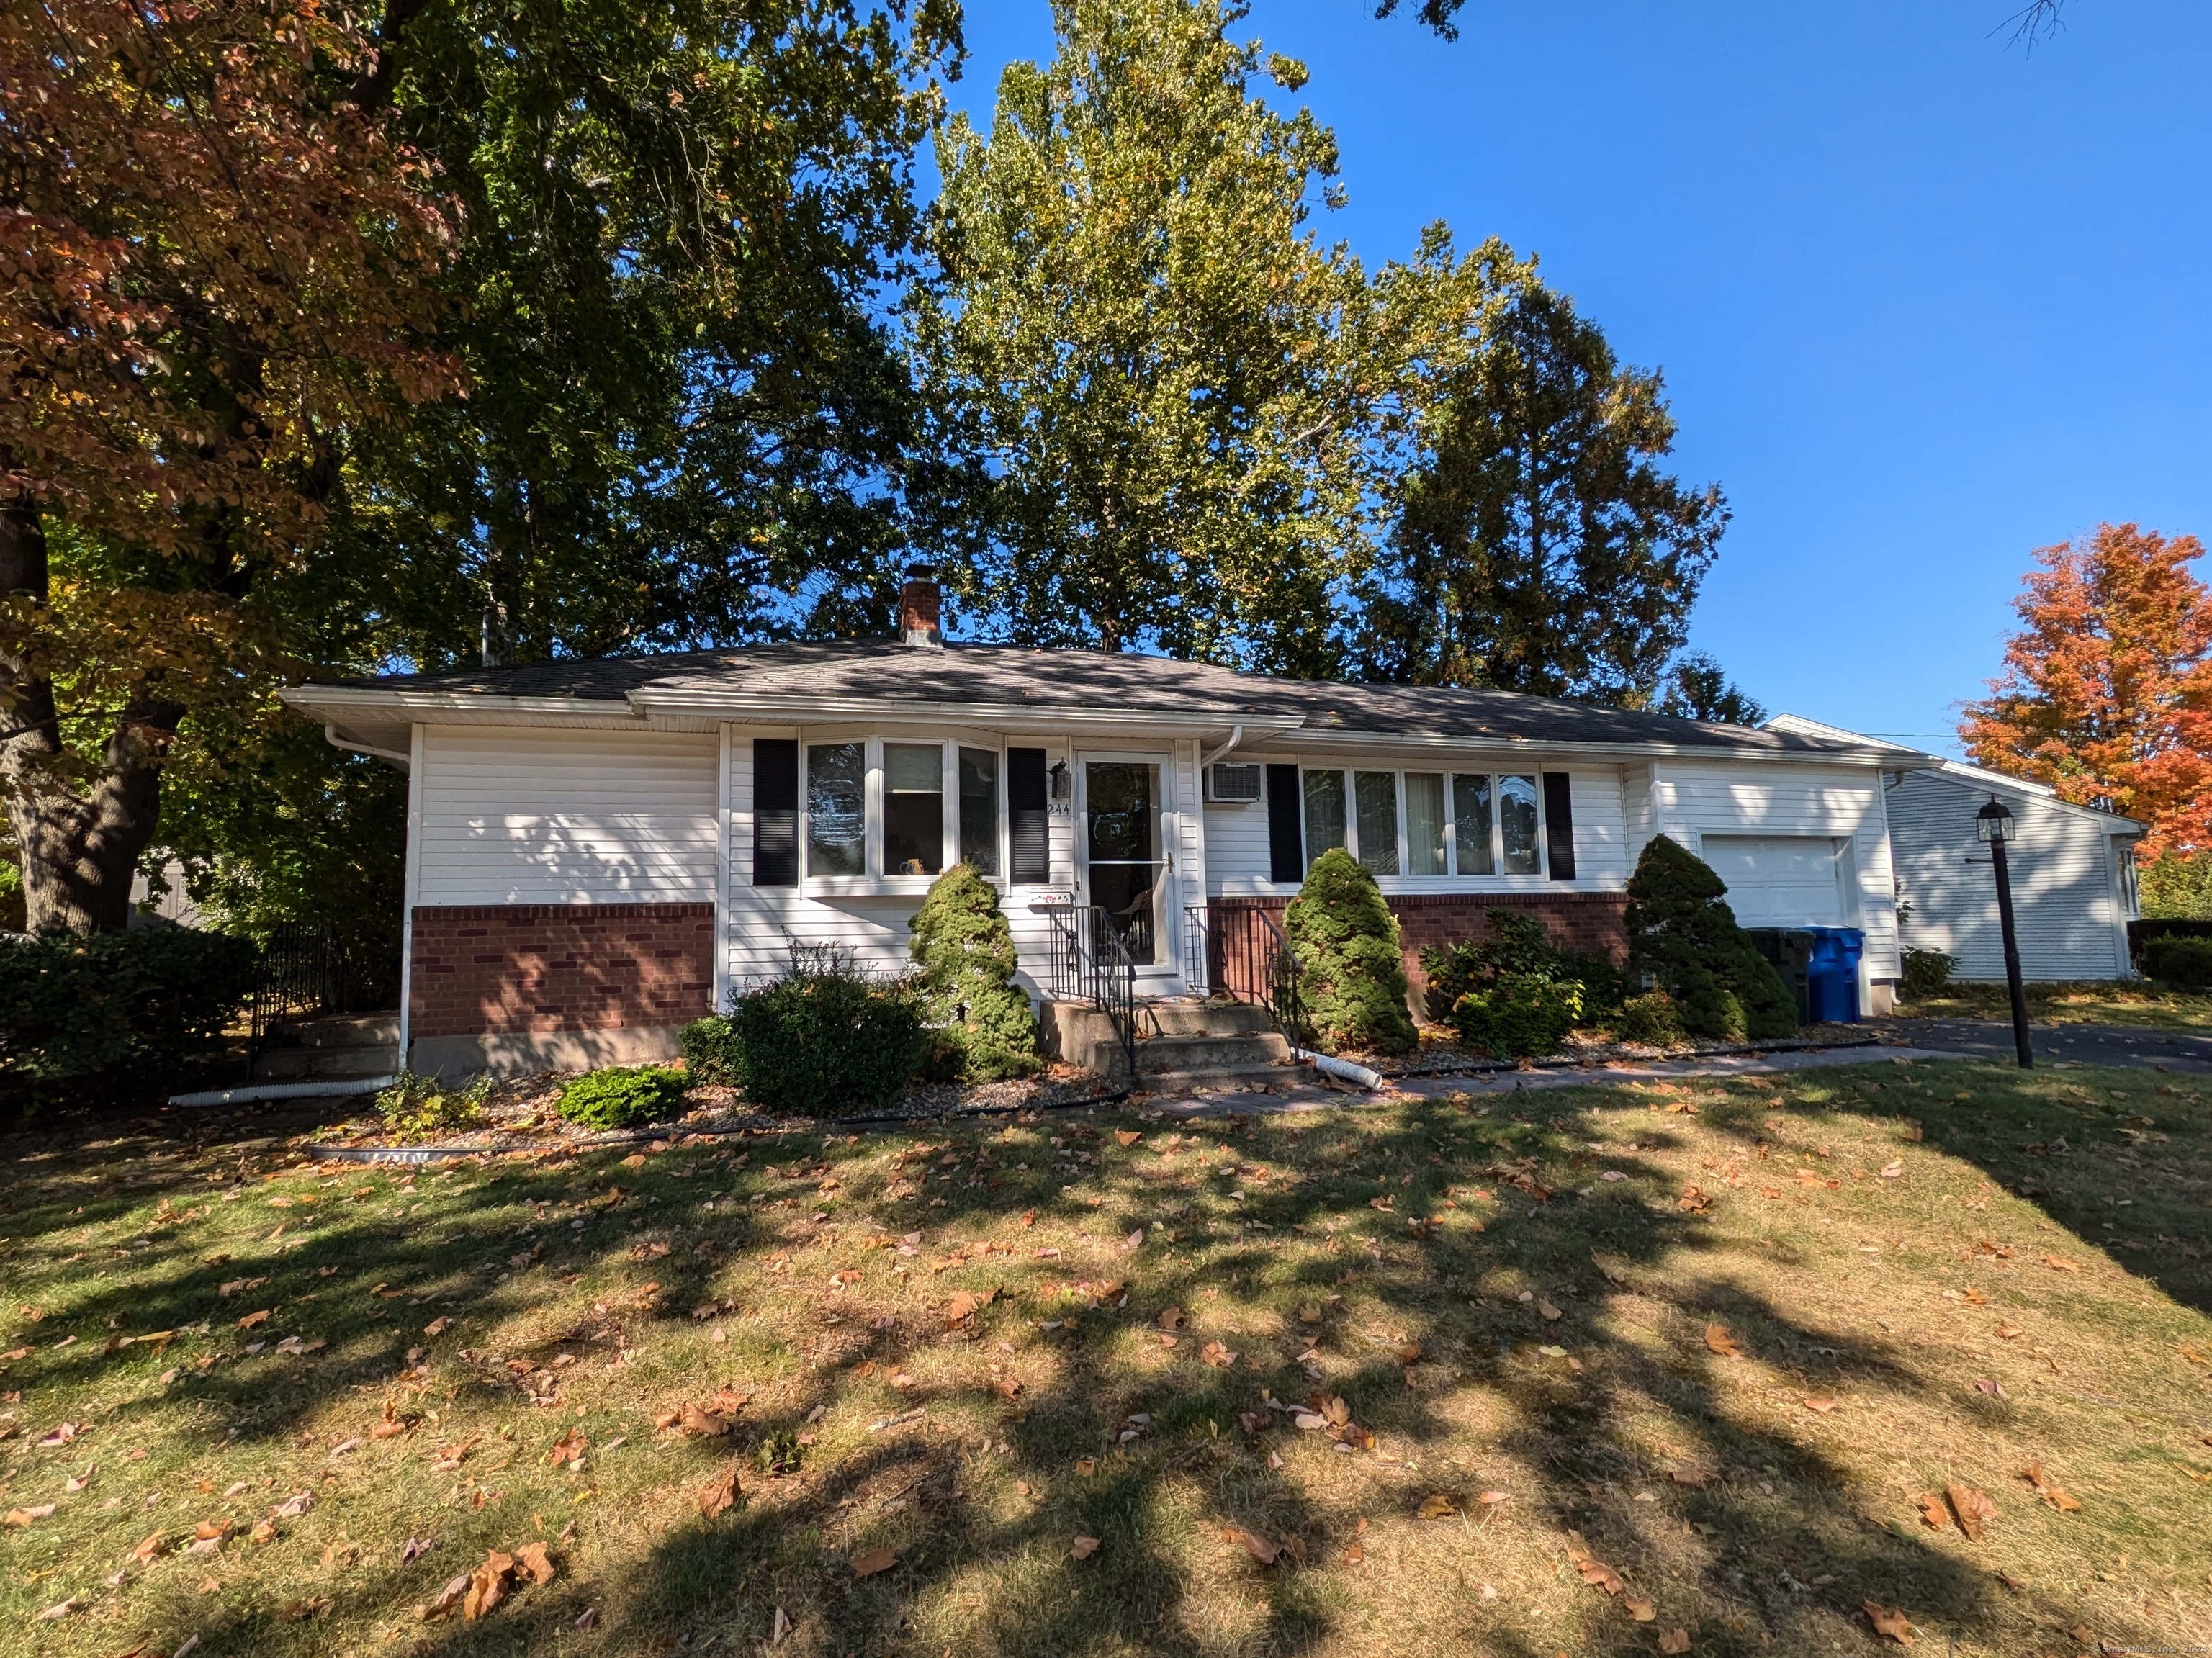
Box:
[1206,761,1264,803]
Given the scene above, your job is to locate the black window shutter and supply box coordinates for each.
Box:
[1008,748,1049,885]
[752,739,798,886]
[1266,764,1305,883]
[1542,772,1576,881]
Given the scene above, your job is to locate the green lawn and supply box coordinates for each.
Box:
[1,1060,2208,1656]
[1894,978,2212,1031]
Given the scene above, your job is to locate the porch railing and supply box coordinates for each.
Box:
[1187,902,1305,1047]
[1030,901,1138,1081]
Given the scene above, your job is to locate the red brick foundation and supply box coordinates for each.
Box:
[408,904,715,1040]
[1208,892,1629,1013]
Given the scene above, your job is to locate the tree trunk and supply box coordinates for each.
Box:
[0,482,175,934]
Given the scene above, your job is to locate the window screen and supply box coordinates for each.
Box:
[806,742,865,875]
[958,747,999,875]
[1302,769,1346,870]
[1354,771,1399,876]
[883,742,944,875]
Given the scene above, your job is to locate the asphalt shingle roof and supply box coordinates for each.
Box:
[323,638,1866,754]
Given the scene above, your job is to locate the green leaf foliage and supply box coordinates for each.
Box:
[717,957,925,1116]
[1899,948,1956,999]
[1611,989,1685,1047]
[1419,908,1627,1024]
[1283,847,1416,1056]
[908,864,1041,1082]
[1623,836,1797,1042]
[1448,973,1582,1060]
[2139,850,2212,920]
[376,1071,491,1142]
[556,1065,688,1131]
[0,927,258,1100]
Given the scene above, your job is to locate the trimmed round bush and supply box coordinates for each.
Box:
[1624,836,1797,1042]
[909,863,1041,1081]
[1283,847,1416,1056]
[2140,934,2212,992]
[557,1065,688,1130]
[721,962,926,1116]
[680,1015,742,1086]
[1899,947,1956,999]
[1449,973,1583,1059]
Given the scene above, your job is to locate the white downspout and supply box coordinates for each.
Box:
[1201,724,1245,769]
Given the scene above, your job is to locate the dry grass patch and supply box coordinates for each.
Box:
[1894,978,2212,1031]
[0,1059,2208,1656]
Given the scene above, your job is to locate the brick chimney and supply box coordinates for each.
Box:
[898,563,943,649]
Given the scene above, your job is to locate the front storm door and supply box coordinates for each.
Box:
[1083,760,1164,966]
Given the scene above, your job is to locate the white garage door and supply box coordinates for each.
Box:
[1701,837,1846,927]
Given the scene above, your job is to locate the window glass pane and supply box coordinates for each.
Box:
[884,742,944,875]
[1301,770,1346,871]
[958,747,999,876]
[1453,774,1494,875]
[806,742,864,876]
[1499,773,1541,874]
[1404,773,1446,876]
[1354,771,1399,876]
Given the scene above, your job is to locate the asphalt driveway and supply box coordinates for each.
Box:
[1878,1016,2212,1073]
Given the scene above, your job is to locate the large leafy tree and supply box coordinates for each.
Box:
[914,0,1375,675]
[1358,251,1729,703]
[341,0,959,667]
[1,0,463,934]
[1960,521,2212,856]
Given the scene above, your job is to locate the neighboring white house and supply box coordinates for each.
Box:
[1767,715,2143,983]
[282,572,1924,1078]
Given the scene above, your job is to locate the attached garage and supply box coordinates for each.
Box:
[1698,835,1849,927]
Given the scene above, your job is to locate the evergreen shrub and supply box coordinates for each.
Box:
[1611,989,1685,1047]
[909,864,1041,1081]
[1283,848,1416,1055]
[1623,837,1798,1041]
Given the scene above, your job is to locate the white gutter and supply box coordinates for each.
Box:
[325,722,411,769]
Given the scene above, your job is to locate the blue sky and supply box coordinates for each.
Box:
[942,0,2212,754]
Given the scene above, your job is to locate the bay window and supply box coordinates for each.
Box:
[1297,765,1554,880]
[799,736,1009,885]
[806,742,866,875]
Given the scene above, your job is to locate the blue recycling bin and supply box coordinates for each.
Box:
[1803,927,1864,1023]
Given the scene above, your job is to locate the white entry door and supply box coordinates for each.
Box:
[1077,754,1177,986]
[1701,836,1848,927]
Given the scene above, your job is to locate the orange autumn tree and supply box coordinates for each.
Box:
[1,0,461,932]
[1959,523,2212,858]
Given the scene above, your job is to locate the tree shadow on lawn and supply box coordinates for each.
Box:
[1,1067,2197,1656]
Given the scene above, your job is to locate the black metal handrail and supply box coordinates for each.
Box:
[1182,904,1210,997]
[1031,901,1138,1079]
[1196,901,1306,1047]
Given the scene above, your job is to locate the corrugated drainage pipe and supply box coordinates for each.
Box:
[169,1075,397,1109]
[1290,1047,1384,1091]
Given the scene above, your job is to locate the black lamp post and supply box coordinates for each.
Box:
[1977,796,2033,1068]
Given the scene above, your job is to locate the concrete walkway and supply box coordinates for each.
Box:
[1143,1039,1978,1119]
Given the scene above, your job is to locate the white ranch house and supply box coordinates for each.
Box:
[286,574,1982,1079]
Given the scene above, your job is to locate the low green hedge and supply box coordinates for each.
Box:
[2139,934,2212,992]
[704,958,925,1117]
[0,927,259,1098]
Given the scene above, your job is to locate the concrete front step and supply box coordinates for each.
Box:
[1141,1064,1302,1094]
[254,1043,400,1081]
[1041,998,1303,1083]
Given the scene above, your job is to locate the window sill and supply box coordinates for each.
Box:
[802,875,1006,900]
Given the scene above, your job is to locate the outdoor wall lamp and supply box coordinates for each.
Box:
[1972,796,2032,1068]
[1048,761,1071,802]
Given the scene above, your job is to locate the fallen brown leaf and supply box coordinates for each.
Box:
[1703,1324,1740,1357]
[1200,1340,1235,1368]
[1624,1595,1657,1621]
[1233,1528,1282,1564]
[1658,1631,1691,1654]
[1156,1306,1184,1330]
[1863,1600,1915,1646]
[1945,1482,1996,1542]
[1070,1535,1101,1560]
[2019,1460,2082,1512]
[698,1461,741,1519]
[850,1545,898,1577]
[418,1574,470,1621]
[1917,1492,1951,1531]
[513,1541,557,1585]
[1115,1130,1142,1147]
[1416,1493,1456,1520]
[464,1551,514,1620]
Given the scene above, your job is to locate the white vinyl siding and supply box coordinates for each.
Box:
[413,726,718,905]
[725,726,1076,1004]
[1887,770,2135,981]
